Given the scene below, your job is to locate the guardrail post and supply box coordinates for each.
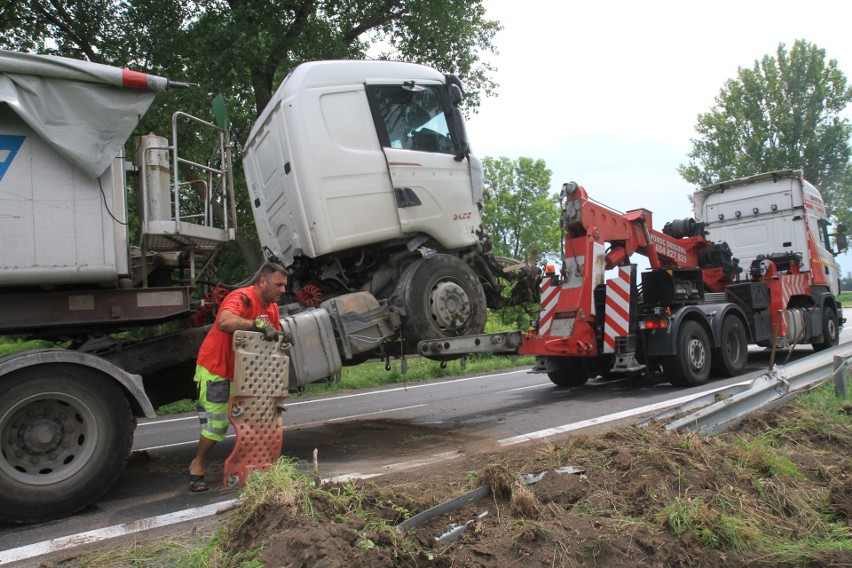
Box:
[833,356,848,399]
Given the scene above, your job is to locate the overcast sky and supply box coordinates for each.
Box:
[465,0,852,275]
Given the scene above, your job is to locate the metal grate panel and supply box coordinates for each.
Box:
[223,330,289,488]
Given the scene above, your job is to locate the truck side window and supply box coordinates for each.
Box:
[817,219,832,250]
[366,84,457,154]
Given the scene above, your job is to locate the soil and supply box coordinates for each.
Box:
[221,401,851,568]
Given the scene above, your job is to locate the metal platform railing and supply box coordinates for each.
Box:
[137,112,236,285]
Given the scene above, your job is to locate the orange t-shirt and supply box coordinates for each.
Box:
[196,285,281,380]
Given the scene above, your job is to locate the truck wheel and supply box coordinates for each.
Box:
[400,254,487,354]
[664,320,711,387]
[0,365,135,523]
[811,307,838,351]
[547,358,591,387]
[710,316,748,377]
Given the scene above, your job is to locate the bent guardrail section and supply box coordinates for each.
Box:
[643,342,852,435]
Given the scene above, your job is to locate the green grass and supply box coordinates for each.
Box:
[838,291,852,307]
[0,338,55,357]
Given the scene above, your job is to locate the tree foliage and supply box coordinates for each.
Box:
[0,0,499,118]
[481,156,561,263]
[480,156,560,329]
[679,40,852,228]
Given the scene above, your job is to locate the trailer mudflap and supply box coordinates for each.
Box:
[224,331,289,488]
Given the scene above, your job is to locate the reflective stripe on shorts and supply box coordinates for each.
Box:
[195,365,230,442]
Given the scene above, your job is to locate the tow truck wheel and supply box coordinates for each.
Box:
[811,307,839,351]
[0,365,135,523]
[400,254,487,356]
[546,358,591,387]
[711,315,748,377]
[664,320,711,387]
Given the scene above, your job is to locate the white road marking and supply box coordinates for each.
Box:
[497,380,750,446]
[283,369,527,407]
[137,369,528,429]
[328,451,462,482]
[327,404,427,422]
[503,383,551,393]
[0,500,237,565]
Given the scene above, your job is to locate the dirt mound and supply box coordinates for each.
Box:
[217,401,851,568]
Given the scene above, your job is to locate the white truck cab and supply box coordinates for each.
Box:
[243,60,484,268]
[693,169,845,296]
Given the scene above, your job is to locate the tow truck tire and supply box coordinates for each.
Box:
[0,365,135,523]
[811,307,839,352]
[400,254,487,354]
[547,358,591,387]
[664,320,711,387]
[711,315,748,377]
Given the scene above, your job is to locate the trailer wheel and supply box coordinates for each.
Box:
[711,315,748,377]
[400,254,487,354]
[0,365,135,523]
[664,320,711,386]
[811,307,839,351]
[546,358,591,387]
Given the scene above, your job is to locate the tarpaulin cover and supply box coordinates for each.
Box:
[0,50,170,177]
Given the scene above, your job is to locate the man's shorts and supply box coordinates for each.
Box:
[195,365,231,442]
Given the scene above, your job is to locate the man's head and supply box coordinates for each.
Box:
[254,262,288,307]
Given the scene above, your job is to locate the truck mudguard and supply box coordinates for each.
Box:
[641,304,738,357]
[0,349,156,418]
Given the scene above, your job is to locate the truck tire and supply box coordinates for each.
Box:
[0,365,135,523]
[710,315,748,377]
[811,307,839,351]
[664,320,711,387]
[400,254,487,353]
[547,358,591,387]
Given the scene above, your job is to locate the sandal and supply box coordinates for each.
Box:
[189,474,210,493]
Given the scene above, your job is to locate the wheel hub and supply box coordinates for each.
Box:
[1,395,96,485]
[22,417,64,453]
[430,281,471,331]
[687,338,706,369]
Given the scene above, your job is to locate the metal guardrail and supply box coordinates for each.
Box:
[641,342,852,435]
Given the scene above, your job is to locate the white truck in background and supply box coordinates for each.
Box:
[0,51,522,523]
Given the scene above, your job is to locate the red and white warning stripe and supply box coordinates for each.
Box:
[603,266,632,354]
[779,274,809,307]
[538,277,560,336]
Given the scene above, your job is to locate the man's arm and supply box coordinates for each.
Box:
[216,309,255,334]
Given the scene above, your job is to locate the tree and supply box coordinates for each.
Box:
[481,156,561,328]
[0,1,499,118]
[481,156,561,261]
[679,40,852,229]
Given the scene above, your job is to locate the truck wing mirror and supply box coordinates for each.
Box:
[833,223,848,254]
[451,106,469,161]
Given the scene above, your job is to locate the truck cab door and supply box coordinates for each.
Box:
[366,83,481,250]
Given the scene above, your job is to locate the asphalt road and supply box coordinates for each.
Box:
[1,329,849,564]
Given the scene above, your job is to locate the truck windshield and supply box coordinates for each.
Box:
[366,84,457,154]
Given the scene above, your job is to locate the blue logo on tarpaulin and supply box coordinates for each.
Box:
[0,135,25,182]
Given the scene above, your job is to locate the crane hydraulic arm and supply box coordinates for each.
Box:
[557,182,734,289]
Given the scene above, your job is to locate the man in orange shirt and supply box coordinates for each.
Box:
[189,262,288,492]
